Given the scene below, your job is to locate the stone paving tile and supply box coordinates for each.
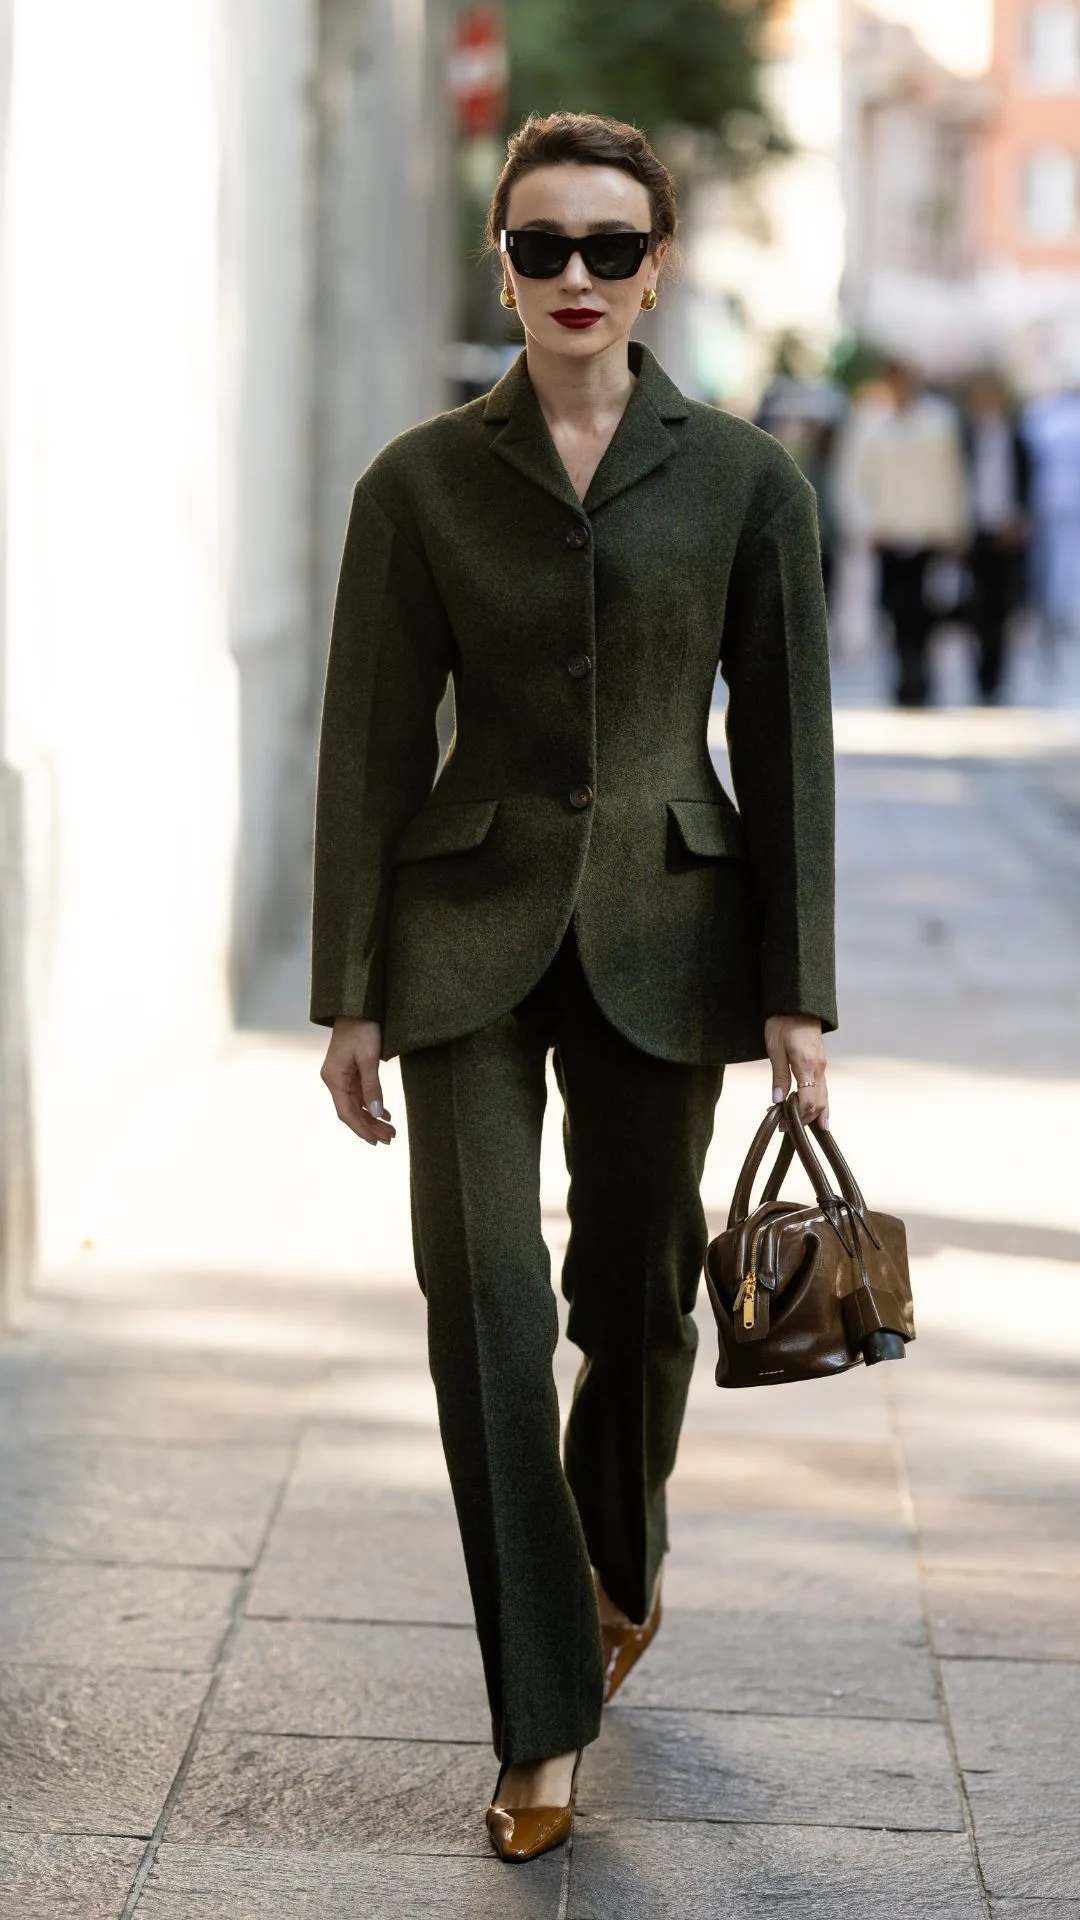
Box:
[0,1366,312,1443]
[283,1422,454,1495]
[0,1337,320,1381]
[0,1831,143,1920]
[679,1342,892,1440]
[899,1217,1080,1267]
[567,1820,984,1919]
[925,1566,1080,1660]
[303,1364,438,1428]
[622,1512,933,1719]
[213,1619,489,1741]
[0,1439,291,1566]
[0,1563,238,1668]
[166,1733,492,1852]
[942,1658,1080,1897]
[248,1487,472,1625]
[578,1708,961,1832]
[981,1840,1080,1901]
[914,1495,1080,1575]
[902,1437,1080,1504]
[664,1509,920,1613]
[619,1607,935,1721]
[993,1904,1080,1918]
[889,1357,1080,1433]
[668,1433,902,1516]
[0,1666,205,1834]
[136,1844,563,1917]
[18,1275,419,1368]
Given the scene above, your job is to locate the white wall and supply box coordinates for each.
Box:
[4,1,241,1265]
[1,0,453,1276]
[0,0,35,1323]
[223,0,318,998]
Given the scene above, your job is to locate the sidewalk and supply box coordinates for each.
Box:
[2,693,1080,1917]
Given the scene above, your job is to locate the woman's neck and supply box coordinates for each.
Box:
[524,336,637,436]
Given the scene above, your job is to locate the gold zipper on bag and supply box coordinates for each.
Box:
[743,1267,757,1330]
[734,1265,758,1332]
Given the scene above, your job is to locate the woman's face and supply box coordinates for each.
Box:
[500,163,667,359]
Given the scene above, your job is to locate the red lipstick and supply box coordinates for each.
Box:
[552,309,603,329]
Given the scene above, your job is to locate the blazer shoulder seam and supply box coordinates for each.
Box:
[354,477,427,565]
[743,477,814,549]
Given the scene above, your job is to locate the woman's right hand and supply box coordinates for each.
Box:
[320,1018,397,1146]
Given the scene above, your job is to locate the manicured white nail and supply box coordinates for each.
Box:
[821,1115,831,1132]
[369,1099,384,1119]
[772,1087,785,1105]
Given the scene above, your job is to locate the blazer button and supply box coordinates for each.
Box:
[565,525,590,549]
[567,653,592,678]
[570,785,594,809]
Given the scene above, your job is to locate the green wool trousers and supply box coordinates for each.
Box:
[400,924,724,1765]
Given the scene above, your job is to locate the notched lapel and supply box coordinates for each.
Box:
[585,343,690,512]
[583,393,680,513]
[482,341,691,516]
[484,354,582,513]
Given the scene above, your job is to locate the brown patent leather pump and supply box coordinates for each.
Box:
[600,1583,663,1703]
[485,1750,582,1864]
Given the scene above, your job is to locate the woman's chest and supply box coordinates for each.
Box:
[419,459,740,651]
[547,421,617,505]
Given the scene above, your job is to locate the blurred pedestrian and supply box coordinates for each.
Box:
[1021,384,1080,652]
[311,112,835,1863]
[960,373,1031,703]
[837,361,970,706]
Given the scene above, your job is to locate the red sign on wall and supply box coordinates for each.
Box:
[449,6,508,138]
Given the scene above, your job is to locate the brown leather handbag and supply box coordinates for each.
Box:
[704,1094,915,1388]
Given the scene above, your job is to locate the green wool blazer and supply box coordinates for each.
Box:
[310,340,836,1065]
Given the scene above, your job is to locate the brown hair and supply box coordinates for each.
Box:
[486,111,679,254]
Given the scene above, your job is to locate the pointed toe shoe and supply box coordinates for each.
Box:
[485,1752,582,1863]
[601,1591,662,1703]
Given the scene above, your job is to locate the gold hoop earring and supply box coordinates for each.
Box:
[640,288,658,311]
[499,284,517,309]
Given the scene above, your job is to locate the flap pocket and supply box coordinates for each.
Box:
[390,798,500,865]
[667,799,746,859]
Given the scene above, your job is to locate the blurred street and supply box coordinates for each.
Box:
[2,679,1079,1917]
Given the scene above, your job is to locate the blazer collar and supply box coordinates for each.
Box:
[483,341,690,515]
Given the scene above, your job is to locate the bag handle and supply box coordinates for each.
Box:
[761,1133,795,1205]
[727,1094,869,1228]
[782,1096,869,1216]
[726,1102,785,1227]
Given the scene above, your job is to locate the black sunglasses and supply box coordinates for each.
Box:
[500,228,656,281]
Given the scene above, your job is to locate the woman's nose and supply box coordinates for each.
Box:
[560,249,592,291]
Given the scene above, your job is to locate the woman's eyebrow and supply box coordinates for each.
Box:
[514,217,640,232]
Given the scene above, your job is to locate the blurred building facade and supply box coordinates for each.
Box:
[0,0,453,1305]
[978,0,1080,382]
[841,4,994,369]
[982,0,1080,271]
[684,0,845,404]
[842,0,1080,381]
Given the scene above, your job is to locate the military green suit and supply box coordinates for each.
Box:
[311,341,836,1056]
[311,342,836,1767]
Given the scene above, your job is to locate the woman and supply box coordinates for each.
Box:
[312,112,835,1863]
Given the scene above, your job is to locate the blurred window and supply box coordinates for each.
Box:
[1023,148,1080,239]
[1027,4,1080,89]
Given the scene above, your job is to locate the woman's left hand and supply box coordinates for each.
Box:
[764,1014,829,1128]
